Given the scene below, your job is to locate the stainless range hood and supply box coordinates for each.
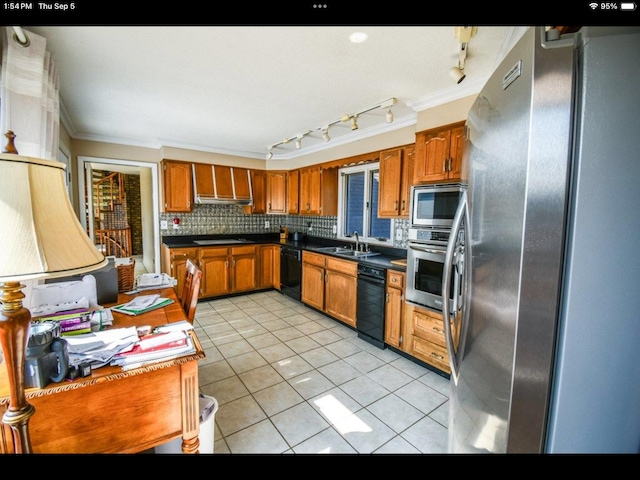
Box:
[193,164,253,205]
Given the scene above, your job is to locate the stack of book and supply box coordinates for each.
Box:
[34,309,93,336]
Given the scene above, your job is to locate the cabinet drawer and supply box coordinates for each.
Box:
[302,251,326,268]
[199,247,227,259]
[231,245,257,256]
[412,309,446,347]
[410,335,450,373]
[170,248,198,260]
[326,257,357,276]
[387,270,405,289]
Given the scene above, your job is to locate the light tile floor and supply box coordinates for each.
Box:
[192,290,451,454]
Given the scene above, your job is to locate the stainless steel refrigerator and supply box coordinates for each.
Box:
[443,26,640,454]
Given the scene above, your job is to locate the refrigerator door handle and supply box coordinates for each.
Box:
[442,189,468,383]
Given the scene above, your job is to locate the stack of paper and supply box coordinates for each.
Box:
[65,327,140,369]
[127,273,177,293]
[110,294,174,316]
[110,330,196,370]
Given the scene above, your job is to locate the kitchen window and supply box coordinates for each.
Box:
[337,162,392,245]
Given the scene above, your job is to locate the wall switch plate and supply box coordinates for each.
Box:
[161,220,168,229]
[264,221,270,229]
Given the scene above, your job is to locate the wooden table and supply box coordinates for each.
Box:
[0,287,205,454]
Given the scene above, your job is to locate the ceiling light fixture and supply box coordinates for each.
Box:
[450,26,477,85]
[266,98,397,158]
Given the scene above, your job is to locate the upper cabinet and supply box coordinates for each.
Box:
[163,159,193,213]
[298,165,338,216]
[193,164,252,205]
[266,170,287,214]
[287,169,300,214]
[413,121,465,184]
[378,144,415,218]
[244,169,266,214]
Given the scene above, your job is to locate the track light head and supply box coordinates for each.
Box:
[450,66,466,84]
[266,148,273,160]
[351,115,358,130]
[322,126,330,142]
[386,107,393,123]
[295,137,302,149]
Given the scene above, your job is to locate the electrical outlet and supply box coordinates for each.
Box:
[332,225,337,234]
[264,221,270,229]
[161,220,168,229]
[395,229,402,241]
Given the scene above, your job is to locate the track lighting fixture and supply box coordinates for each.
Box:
[450,66,466,84]
[450,26,476,85]
[266,97,397,158]
[322,126,330,142]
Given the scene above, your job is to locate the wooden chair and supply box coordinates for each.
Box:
[180,258,203,323]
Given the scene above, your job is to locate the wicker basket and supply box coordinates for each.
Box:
[116,257,135,292]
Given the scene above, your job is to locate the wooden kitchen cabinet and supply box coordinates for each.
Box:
[301,251,357,327]
[404,302,457,374]
[299,165,321,215]
[162,159,193,212]
[287,169,299,214]
[413,121,465,184]
[259,244,280,289]
[161,245,199,298]
[378,144,415,218]
[385,270,405,349]
[199,245,257,298]
[267,170,287,214]
[244,169,266,214]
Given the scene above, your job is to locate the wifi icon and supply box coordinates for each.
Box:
[589,2,599,8]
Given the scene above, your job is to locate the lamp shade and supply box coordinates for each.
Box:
[0,153,108,282]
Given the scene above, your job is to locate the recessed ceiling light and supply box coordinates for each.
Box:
[349,32,368,44]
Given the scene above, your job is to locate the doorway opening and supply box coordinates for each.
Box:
[77,156,161,274]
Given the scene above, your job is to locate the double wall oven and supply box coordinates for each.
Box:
[406,184,465,314]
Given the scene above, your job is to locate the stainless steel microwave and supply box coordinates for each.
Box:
[410,184,466,228]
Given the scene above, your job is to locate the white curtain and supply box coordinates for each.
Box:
[0,27,59,160]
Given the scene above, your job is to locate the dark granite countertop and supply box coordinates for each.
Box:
[162,233,407,271]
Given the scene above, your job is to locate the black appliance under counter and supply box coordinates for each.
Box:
[280,244,302,302]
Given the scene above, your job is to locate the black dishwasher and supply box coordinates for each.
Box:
[356,263,387,349]
[280,246,302,302]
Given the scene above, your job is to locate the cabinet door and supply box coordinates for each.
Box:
[287,170,299,214]
[399,145,415,217]
[267,171,287,214]
[413,129,451,184]
[301,262,324,311]
[378,148,403,217]
[299,165,321,215]
[259,245,280,290]
[231,246,257,292]
[163,160,193,212]
[199,247,231,297]
[233,167,252,201]
[384,271,405,348]
[448,125,465,181]
[169,247,199,298]
[245,170,266,214]
[324,269,357,328]
[213,165,234,199]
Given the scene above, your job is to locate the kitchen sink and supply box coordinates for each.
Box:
[315,246,380,258]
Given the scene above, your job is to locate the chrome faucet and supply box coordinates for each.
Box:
[353,231,359,252]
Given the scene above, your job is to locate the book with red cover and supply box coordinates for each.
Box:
[110,331,195,367]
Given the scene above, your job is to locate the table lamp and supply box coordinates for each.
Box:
[0,131,108,453]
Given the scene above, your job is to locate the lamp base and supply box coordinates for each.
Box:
[0,281,35,453]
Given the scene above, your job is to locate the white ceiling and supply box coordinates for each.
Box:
[24,26,527,161]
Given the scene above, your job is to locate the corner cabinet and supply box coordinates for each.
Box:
[301,251,357,327]
[384,270,405,349]
[413,121,465,184]
[162,160,193,212]
[378,144,415,218]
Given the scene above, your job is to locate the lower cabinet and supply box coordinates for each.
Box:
[301,251,357,328]
[199,245,258,298]
[259,244,280,290]
[384,270,405,349]
[403,302,456,374]
[161,245,199,299]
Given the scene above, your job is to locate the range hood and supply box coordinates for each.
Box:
[193,164,253,205]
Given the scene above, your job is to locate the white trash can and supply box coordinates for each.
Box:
[155,394,218,454]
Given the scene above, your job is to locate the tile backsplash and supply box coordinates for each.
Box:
[160,204,409,248]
